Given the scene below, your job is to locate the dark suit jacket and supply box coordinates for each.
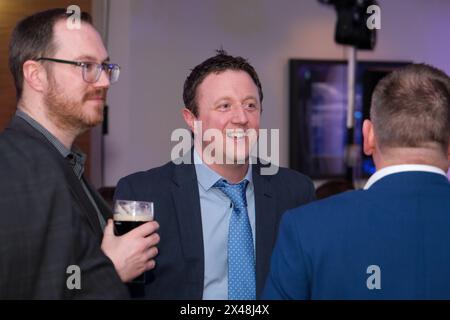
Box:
[263,171,450,299]
[114,156,315,299]
[0,116,128,299]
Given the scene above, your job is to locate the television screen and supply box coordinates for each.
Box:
[289,59,410,179]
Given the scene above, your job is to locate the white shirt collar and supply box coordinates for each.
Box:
[364,164,447,190]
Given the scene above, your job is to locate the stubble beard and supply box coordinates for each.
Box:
[44,79,106,135]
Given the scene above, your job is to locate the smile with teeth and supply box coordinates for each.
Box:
[226,130,247,139]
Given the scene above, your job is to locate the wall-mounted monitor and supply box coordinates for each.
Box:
[289,59,410,179]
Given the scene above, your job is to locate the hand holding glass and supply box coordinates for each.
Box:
[113,200,154,283]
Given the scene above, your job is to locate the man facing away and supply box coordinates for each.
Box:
[114,50,315,299]
[0,8,159,299]
[263,63,450,299]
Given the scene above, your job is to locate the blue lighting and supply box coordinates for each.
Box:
[363,158,376,175]
[304,70,311,79]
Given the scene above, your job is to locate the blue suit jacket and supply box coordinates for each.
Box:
[114,157,315,299]
[263,171,450,299]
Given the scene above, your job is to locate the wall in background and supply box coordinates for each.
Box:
[104,0,450,186]
[0,0,93,177]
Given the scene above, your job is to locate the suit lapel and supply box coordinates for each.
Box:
[171,161,204,295]
[9,117,104,240]
[65,172,104,240]
[83,177,114,221]
[252,164,277,296]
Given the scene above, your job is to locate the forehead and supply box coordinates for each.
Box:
[52,20,108,61]
[197,70,259,100]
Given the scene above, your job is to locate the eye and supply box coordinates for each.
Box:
[83,62,97,72]
[245,103,258,110]
[218,103,231,110]
[103,63,113,71]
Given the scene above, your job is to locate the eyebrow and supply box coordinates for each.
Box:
[73,55,110,63]
[214,95,258,104]
[242,95,258,102]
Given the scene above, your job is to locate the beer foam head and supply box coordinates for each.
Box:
[113,213,153,222]
[114,200,154,221]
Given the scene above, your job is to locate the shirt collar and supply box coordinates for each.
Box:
[193,149,253,191]
[67,148,87,179]
[16,109,86,179]
[16,110,71,157]
[364,164,447,190]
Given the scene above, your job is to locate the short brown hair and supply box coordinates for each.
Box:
[9,8,92,100]
[183,49,263,117]
[371,63,450,153]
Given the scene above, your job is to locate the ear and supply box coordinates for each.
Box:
[362,119,376,156]
[182,107,196,132]
[22,60,47,93]
[447,142,450,162]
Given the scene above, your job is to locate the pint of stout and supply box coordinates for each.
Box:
[113,210,153,236]
[114,217,152,235]
[113,200,154,283]
[113,199,154,236]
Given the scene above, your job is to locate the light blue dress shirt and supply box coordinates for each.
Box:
[193,151,255,300]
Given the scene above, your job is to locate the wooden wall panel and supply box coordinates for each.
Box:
[0,0,93,177]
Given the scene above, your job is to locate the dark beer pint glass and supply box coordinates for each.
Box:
[113,200,154,283]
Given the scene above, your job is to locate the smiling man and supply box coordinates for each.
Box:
[0,8,159,299]
[114,50,315,299]
[185,67,261,181]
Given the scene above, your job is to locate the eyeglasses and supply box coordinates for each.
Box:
[36,57,120,84]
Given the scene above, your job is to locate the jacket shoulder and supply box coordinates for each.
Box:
[276,167,313,184]
[266,166,314,192]
[0,128,65,177]
[117,160,175,185]
[285,189,363,226]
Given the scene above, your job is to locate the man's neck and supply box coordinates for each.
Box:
[17,104,76,149]
[374,147,449,173]
[195,147,249,183]
[207,162,249,184]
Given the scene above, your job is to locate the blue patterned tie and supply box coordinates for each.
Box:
[214,179,256,300]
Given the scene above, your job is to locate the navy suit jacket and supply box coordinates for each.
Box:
[263,171,450,299]
[115,157,315,299]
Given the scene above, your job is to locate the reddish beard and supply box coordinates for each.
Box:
[44,80,107,133]
[83,89,107,102]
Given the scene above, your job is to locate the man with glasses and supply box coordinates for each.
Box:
[0,8,159,299]
[35,57,121,84]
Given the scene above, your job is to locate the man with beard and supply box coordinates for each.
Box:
[0,9,159,299]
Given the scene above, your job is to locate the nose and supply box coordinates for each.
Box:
[231,105,249,125]
[95,67,111,88]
